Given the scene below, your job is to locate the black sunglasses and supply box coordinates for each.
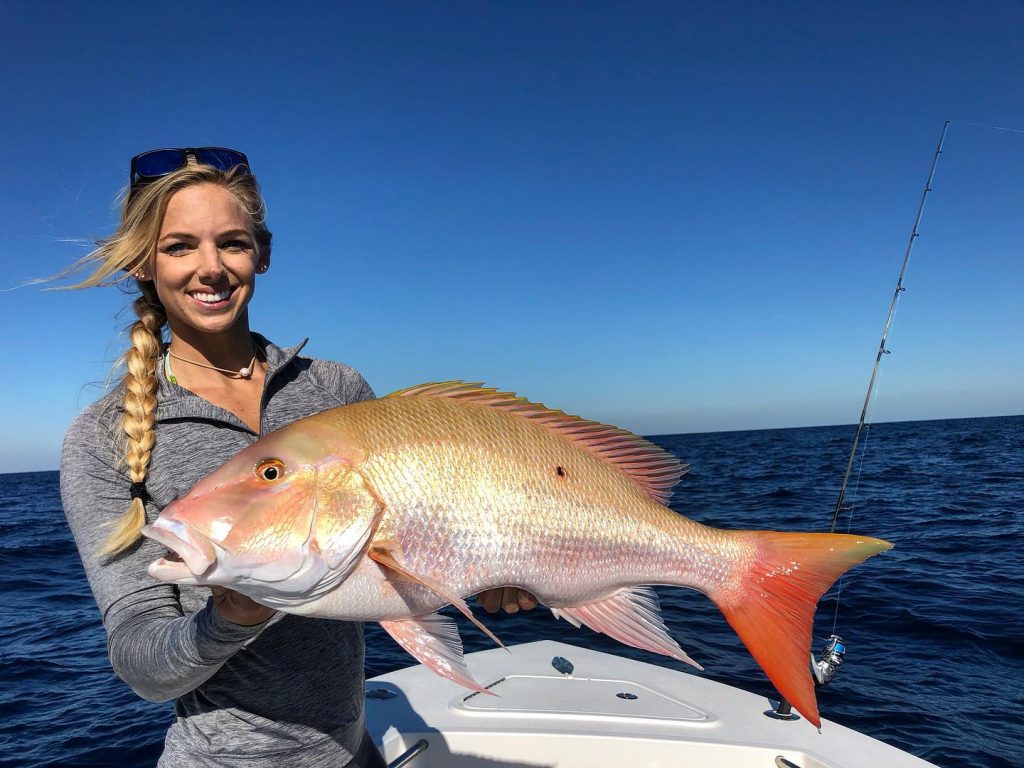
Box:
[129,147,251,189]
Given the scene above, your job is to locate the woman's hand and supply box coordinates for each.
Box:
[476,587,538,614]
[210,586,276,626]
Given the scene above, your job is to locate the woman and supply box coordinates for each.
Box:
[60,148,535,767]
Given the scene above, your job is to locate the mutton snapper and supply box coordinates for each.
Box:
[141,382,891,727]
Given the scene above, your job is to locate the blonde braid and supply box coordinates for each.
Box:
[100,283,167,555]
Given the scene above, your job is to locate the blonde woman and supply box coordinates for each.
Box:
[60,148,390,767]
[61,148,537,766]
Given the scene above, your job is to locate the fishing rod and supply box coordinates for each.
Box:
[771,121,952,721]
[827,116,1024,540]
[829,121,950,534]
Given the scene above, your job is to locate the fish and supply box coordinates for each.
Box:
[141,381,892,727]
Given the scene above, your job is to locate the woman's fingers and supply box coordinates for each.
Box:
[515,589,538,611]
[477,587,538,614]
[477,588,502,614]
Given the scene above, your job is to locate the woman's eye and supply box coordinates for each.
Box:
[163,242,192,255]
[221,239,252,252]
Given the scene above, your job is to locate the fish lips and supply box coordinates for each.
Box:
[142,518,217,583]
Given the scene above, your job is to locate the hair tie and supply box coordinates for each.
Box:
[130,482,150,502]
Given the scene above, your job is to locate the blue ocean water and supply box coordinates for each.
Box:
[1,416,1021,767]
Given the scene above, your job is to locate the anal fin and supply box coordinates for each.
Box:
[379,615,494,695]
[553,587,703,671]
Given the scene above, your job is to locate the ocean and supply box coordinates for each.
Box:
[1,415,1021,767]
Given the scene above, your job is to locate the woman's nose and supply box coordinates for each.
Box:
[196,243,227,280]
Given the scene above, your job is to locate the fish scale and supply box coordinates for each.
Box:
[143,381,892,727]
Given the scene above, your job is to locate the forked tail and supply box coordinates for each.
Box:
[710,531,892,728]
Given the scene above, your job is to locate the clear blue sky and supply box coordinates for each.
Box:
[2,2,1022,472]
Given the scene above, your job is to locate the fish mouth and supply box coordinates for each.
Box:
[142,518,217,582]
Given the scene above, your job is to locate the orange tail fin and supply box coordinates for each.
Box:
[711,532,892,728]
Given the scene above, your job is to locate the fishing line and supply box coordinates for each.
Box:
[948,119,1024,135]
[828,357,887,636]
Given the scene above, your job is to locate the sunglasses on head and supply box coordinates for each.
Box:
[129,147,251,190]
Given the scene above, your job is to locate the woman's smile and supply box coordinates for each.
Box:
[188,285,237,309]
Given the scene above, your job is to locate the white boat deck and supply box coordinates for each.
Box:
[364,640,937,768]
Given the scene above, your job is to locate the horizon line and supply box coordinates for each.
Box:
[9,411,1021,476]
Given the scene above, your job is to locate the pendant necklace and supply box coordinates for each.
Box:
[165,344,258,382]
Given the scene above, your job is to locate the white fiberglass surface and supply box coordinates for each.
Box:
[380,731,833,768]
[457,674,708,722]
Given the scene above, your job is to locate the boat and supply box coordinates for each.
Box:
[364,639,938,767]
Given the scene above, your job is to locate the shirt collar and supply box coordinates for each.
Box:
[154,334,309,428]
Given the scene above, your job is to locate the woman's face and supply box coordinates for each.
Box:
[147,183,268,342]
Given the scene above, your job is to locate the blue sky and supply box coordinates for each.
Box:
[1,2,1022,472]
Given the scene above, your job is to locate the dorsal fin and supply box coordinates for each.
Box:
[386,381,685,504]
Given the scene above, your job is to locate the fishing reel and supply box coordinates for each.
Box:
[811,634,846,687]
[768,634,847,720]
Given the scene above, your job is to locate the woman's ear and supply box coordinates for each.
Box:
[133,255,156,282]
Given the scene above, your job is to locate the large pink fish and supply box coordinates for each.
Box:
[142,382,891,727]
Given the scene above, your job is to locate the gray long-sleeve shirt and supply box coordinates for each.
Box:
[60,336,377,766]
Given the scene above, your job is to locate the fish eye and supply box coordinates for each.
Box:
[255,458,285,482]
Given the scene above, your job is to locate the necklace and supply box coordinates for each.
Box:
[166,344,259,379]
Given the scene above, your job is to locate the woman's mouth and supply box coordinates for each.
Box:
[188,286,236,309]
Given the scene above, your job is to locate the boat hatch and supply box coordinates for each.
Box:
[457,674,710,722]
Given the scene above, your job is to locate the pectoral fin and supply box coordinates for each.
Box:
[379,615,494,695]
[551,586,703,670]
[369,545,507,651]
